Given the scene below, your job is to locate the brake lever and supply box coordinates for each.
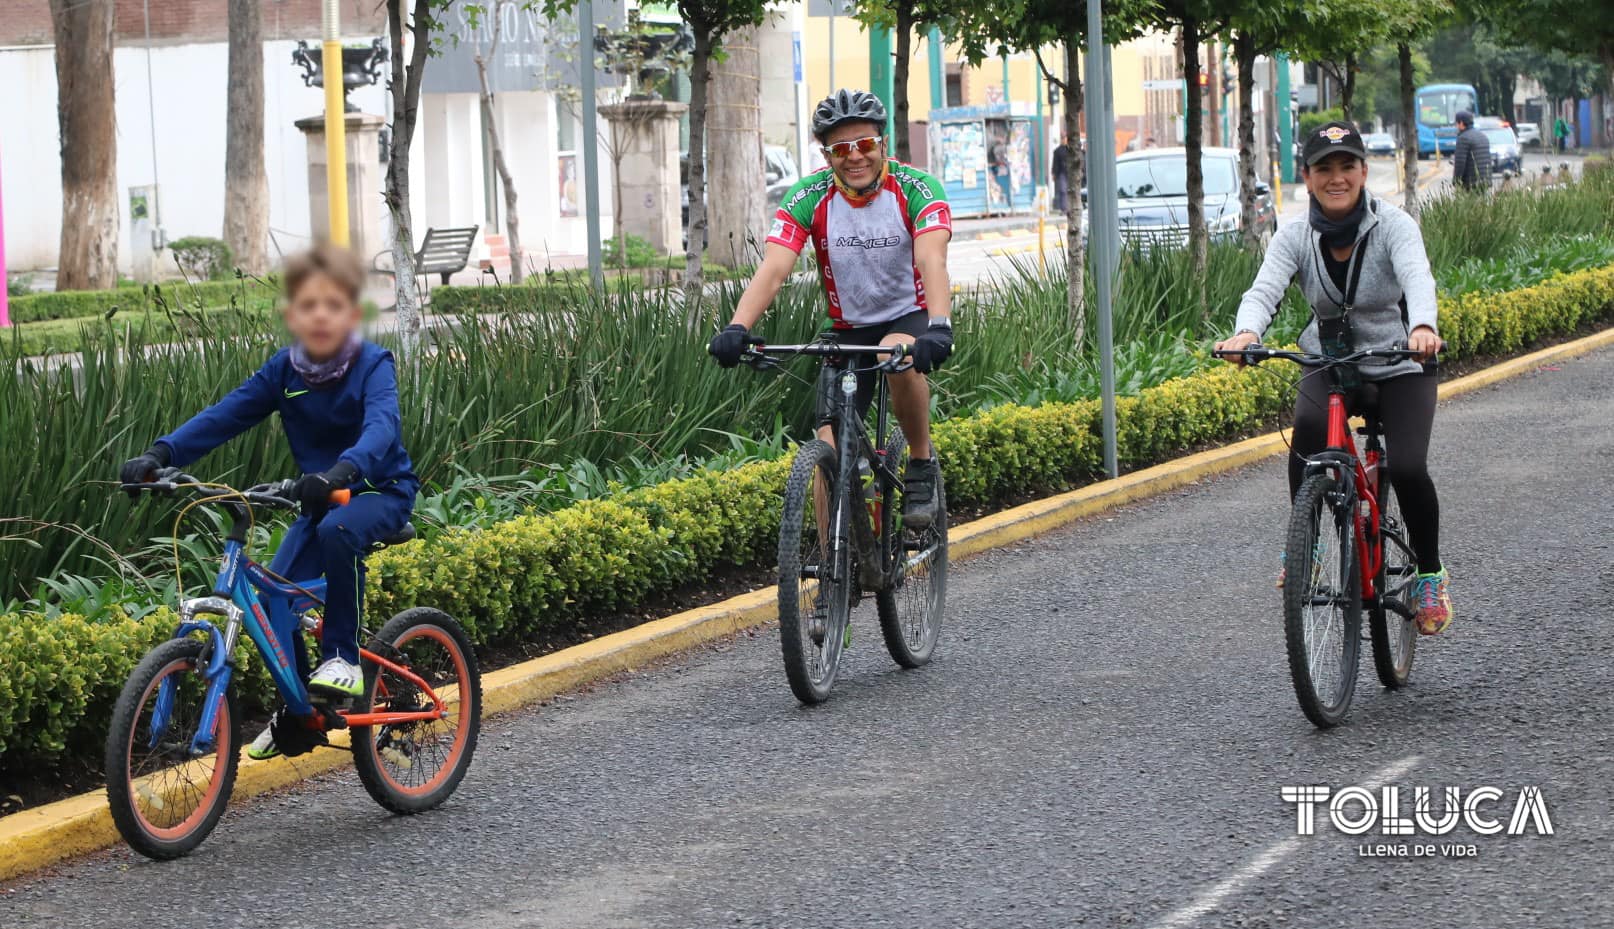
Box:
[742,352,780,371]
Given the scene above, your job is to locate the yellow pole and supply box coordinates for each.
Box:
[1272,160,1283,213]
[321,1,349,246]
[1037,189,1047,274]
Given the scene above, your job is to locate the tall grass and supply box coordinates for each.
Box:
[0,251,1254,598]
[1420,163,1614,272]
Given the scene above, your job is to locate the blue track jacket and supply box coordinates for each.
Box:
[157,341,417,489]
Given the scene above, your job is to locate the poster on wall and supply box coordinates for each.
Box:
[936,120,984,184]
[558,154,579,217]
[1008,121,1033,194]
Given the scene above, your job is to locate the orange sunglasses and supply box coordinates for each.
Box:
[822,135,883,159]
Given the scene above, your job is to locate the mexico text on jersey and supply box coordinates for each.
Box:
[766,161,953,328]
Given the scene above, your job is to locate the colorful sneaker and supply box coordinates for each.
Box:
[246,721,281,761]
[1276,552,1287,589]
[308,656,365,698]
[1413,568,1454,635]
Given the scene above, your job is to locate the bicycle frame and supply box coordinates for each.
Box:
[747,340,909,588]
[1315,390,1386,604]
[154,525,448,758]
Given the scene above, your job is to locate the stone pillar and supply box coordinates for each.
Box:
[295,112,386,261]
[599,100,688,255]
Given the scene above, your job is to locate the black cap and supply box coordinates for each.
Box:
[1302,120,1367,167]
[1455,110,1474,126]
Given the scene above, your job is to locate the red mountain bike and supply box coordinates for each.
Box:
[1216,345,1425,728]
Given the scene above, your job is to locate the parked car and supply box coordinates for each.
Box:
[1363,132,1397,156]
[1089,147,1277,251]
[1482,126,1522,174]
[1515,122,1542,146]
[681,145,801,249]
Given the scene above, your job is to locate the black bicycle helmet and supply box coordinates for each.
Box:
[812,89,887,141]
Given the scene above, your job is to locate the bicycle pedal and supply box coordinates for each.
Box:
[308,692,357,716]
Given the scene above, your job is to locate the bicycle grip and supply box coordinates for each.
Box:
[329,488,352,506]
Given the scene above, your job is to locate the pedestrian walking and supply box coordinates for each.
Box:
[1052,135,1073,212]
[1451,111,1491,192]
[1554,115,1570,154]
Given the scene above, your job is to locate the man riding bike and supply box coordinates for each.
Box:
[708,88,955,529]
[1215,121,1454,635]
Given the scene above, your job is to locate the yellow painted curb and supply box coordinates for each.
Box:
[3,327,1611,883]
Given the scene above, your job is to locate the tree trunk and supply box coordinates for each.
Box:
[1180,20,1208,285]
[1601,45,1614,148]
[385,0,431,345]
[892,2,913,163]
[706,24,764,270]
[1234,32,1260,250]
[49,0,118,291]
[475,2,523,283]
[1340,54,1356,123]
[683,27,714,308]
[1399,43,1420,221]
[223,0,269,275]
[1060,42,1085,341]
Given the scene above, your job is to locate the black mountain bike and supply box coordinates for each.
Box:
[740,339,949,703]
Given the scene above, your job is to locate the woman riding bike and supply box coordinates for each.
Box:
[1216,121,1454,635]
[708,88,955,530]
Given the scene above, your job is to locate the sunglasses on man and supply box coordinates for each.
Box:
[821,135,883,159]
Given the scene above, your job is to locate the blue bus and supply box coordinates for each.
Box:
[1415,83,1478,157]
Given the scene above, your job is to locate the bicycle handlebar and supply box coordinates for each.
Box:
[740,340,912,373]
[1211,344,1427,367]
[119,469,351,510]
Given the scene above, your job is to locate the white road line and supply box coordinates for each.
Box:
[1147,754,1423,929]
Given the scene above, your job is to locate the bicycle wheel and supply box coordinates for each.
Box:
[1283,472,1362,728]
[352,608,482,814]
[105,636,242,860]
[777,439,851,704]
[877,429,948,668]
[1369,482,1419,689]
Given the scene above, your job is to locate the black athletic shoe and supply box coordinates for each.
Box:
[902,457,940,530]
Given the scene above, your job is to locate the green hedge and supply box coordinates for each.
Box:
[3,262,1613,774]
[7,278,278,324]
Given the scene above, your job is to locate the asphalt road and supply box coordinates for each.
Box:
[5,347,1612,928]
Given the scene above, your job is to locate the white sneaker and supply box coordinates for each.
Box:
[308,657,364,698]
[246,721,280,761]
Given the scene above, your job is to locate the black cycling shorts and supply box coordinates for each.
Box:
[814,310,930,427]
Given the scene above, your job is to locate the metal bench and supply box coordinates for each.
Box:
[371,225,480,297]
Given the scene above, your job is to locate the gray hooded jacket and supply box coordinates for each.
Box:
[1234,193,1439,380]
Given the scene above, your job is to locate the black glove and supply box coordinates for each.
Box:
[909,320,954,374]
[291,461,358,517]
[708,324,752,368]
[119,444,171,490]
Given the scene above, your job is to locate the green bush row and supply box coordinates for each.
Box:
[3,262,1612,774]
[7,278,277,324]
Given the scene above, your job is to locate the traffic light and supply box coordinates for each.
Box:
[1198,70,1210,93]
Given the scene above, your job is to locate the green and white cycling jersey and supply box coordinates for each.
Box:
[766,160,953,328]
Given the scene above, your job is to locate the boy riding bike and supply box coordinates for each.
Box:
[708,88,955,529]
[119,243,418,758]
[1216,121,1453,636]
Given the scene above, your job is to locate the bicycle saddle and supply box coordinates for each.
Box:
[368,523,418,552]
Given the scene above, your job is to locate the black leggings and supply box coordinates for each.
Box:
[1290,369,1442,574]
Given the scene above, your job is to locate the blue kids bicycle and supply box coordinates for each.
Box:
[106,469,482,860]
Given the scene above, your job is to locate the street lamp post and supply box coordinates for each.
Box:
[579,0,604,288]
[1086,1,1120,478]
[320,0,349,246]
